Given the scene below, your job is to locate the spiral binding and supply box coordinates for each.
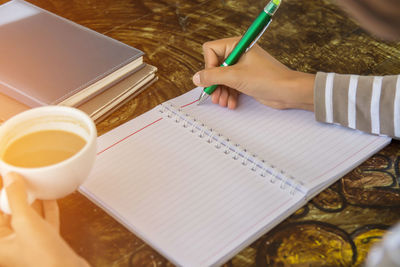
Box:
[159,103,305,196]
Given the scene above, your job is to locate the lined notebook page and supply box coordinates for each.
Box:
[169,87,391,194]
[81,106,304,267]
[81,87,390,266]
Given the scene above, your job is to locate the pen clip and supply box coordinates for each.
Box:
[245,19,272,53]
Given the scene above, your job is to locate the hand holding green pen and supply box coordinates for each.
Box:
[197,0,281,105]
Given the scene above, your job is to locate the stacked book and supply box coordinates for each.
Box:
[0,0,157,123]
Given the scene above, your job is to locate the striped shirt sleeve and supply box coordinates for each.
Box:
[314,72,400,139]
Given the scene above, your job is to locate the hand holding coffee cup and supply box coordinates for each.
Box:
[0,106,97,213]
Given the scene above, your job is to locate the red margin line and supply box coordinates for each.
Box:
[309,136,382,183]
[180,99,198,108]
[97,117,163,155]
[97,98,196,155]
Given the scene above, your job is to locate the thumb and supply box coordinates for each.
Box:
[3,173,30,218]
[192,66,239,89]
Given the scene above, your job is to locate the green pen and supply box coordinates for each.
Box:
[197,0,281,105]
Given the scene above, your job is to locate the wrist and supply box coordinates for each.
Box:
[287,71,315,111]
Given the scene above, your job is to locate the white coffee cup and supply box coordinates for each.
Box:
[0,106,97,213]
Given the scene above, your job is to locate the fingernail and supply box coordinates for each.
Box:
[192,72,200,85]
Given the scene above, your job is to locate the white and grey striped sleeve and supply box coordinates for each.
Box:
[314,72,400,139]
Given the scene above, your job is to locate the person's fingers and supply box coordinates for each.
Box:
[32,200,44,217]
[0,212,12,238]
[3,173,30,218]
[211,87,222,104]
[0,211,10,227]
[210,86,239,109]
[202,37,240,68]
[203,42,221,69]
[0,240,15,266]
[218,87,229,107]
[42,200,60,232]
[192,66,240,89]
[227,88,239,109]
[0,225,13,237]
[0,213,7,227]
[0,199,12,238]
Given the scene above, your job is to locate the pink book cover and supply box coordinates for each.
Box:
[0,0,144,107]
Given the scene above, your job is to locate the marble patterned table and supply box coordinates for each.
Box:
[2,0,399,266]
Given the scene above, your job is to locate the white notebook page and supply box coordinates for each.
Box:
[169,88,391,193]
[81,87,390,266]
[81,104,304,266]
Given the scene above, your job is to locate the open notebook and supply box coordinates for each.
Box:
[81,87,391,266]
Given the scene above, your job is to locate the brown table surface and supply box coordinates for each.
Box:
[2,0,400,266]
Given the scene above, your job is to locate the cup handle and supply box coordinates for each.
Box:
[0,187,36,214]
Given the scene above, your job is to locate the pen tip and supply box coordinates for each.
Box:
[197,92,209,105]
